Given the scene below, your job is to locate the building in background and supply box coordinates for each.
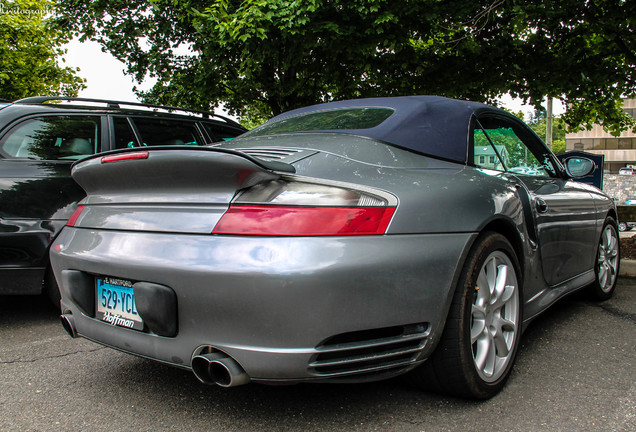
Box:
[565,99,636,173]
[474,144,510,170]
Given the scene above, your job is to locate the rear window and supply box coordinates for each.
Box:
[244,107,394,137]
[131,118,202,146]
[202,123,245,142]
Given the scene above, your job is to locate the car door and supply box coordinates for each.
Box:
[473,114,599,286]
[0,114,104,293]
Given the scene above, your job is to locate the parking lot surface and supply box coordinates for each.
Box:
[1,279,634,432]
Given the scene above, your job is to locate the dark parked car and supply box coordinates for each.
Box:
[618,199,636,231]
[0,97,246,303]
[50,96,619,399]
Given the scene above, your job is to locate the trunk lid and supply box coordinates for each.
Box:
[69,147,289,234]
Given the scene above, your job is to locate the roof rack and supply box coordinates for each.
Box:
[13,96,241,126]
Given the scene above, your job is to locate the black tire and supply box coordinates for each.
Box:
[407,232,522,399]
[587,217,620,301]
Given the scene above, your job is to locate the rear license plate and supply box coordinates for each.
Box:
[96,277,144,330]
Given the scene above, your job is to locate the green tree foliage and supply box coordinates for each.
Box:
[527,109,567,154]
[53,0,634,133]
[497,0,635,136]
[531,118,567,155]
[0,0,85,100]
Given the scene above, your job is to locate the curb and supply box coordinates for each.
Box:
[619,259,636,278]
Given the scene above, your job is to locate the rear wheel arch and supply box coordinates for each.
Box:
[478,218,525,276]
[435,218,524,337]
[409,230,523,398]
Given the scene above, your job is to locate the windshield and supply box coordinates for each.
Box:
[244,107,394,137]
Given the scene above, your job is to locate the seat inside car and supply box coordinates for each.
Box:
[61,137,93,156]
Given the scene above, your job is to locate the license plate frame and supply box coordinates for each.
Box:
[96,277,144,331]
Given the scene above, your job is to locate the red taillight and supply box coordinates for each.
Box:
[212,205,395,236]
[66,205,85,227]
[101,151,149,163]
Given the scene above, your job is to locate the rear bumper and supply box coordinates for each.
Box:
[0,217,66,294]
[0,268,45,295]
[50,228,474,383]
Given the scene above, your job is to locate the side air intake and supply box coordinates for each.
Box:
[308,323,429,377]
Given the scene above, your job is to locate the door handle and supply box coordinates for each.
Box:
[535,198,548,213]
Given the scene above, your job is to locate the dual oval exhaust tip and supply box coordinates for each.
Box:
[191,352,251,388]
[60,315,249,388]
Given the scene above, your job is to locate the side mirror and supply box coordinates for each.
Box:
[564,157,595,178]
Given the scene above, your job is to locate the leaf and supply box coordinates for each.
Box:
[45,0,636,132]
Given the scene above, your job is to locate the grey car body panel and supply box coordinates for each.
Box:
[216,136,611,319]
[50,100,615,384]
[52,228,474,381]
[516,175,599,285]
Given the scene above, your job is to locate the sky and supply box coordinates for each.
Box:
[62,39,564,121]
[63,39,155,102]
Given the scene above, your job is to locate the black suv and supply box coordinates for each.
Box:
[0,97,246,304]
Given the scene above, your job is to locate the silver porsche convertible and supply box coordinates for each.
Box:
[50,96,619,399]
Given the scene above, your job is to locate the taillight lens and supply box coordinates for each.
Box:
[66,205,85,227]
[213,205,395,236]
[213,179,396,236]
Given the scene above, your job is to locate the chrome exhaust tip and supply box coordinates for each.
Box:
[60,314,77,338]
[191,352,250,388]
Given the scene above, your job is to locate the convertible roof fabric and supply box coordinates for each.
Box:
[253,96,504,164]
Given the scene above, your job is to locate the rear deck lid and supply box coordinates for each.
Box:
[69,147,288,233]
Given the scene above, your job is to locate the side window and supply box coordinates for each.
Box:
[202,123,245,142]
[476,116,554,177]
[113,117,139,149]
[130,118,202,146]
[473,127,506,171]
[0,116,99,160]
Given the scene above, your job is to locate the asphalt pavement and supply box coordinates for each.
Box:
[1,278,634,432]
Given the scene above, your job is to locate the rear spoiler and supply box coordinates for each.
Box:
[73,146,296,174]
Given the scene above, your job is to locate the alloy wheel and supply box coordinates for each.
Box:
[470,251,520,383]
[597,224,619,293]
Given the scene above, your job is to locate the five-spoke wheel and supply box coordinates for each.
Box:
[588,218,620,300]
[470,250,519,383]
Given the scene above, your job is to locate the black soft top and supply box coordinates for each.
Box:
[247,96,504,163]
